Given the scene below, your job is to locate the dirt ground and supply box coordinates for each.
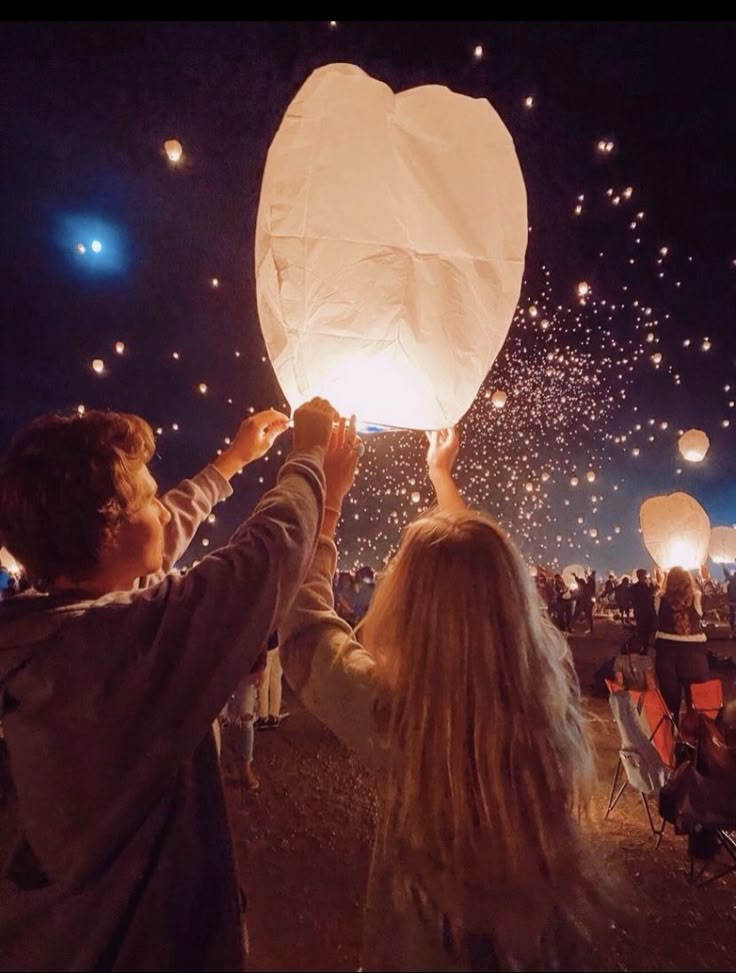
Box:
[222,619,736,973]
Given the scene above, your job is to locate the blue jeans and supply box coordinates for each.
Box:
[224,682,257,762]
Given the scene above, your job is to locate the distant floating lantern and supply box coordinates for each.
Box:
[198,382,208,395]
[411,491,421,503]
[211,277,219,288]
[577,281,590,299]
[586,470,596,483]
[76,242,86,254]
[652,352,662,365]
[640,491,711,570]
[570,476,579,487]
[164,139,183,163]
[524,95,534,108]
[709,526,736,564]
[491,389,508,410]
[589,528,598,539]
[678,428,709,463]
[91,358,104,374]
[114,341,125,355]
[473,44,484,59]
[702,339,712,351]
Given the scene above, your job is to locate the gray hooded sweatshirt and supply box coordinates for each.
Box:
[0,448,324,971]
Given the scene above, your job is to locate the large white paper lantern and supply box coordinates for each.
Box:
[709,526,736,564]
[255,62,527,430]
[639,492,711,570]
[678,428,710,463]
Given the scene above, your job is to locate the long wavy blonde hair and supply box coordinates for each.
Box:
[663,566,697,635]
[359,509,609,969]
[664,566,695,612]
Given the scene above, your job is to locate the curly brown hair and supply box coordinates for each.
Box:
[0,410,155,588]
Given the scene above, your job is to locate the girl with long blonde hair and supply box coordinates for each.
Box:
[654,565,708,725]
[280,422,610,971]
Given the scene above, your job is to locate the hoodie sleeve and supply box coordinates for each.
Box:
[279,536,381,761]
[140,465,234,586]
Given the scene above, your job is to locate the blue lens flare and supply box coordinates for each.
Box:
[56,214,128,276]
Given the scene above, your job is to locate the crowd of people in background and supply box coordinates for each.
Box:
[534,563,736,645]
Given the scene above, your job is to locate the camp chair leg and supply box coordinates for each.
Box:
[688,830,736,887]
[605,759,627,818]
[639,792,666,846]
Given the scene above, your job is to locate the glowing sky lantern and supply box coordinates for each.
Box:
[709,526,736,564]
[562,563,586,587]
[255,63,527,430]
[640,492,711,570]
[678,428,710,463]
[164,139,183,163]
[586,470,596,483]
[491,389,508,410]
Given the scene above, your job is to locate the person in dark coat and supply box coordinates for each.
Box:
[629,568,657,653]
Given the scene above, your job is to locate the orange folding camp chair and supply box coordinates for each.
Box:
[679,678,724,762]
[605,676,677,846]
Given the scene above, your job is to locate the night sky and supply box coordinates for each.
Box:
[2,22,735,573]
